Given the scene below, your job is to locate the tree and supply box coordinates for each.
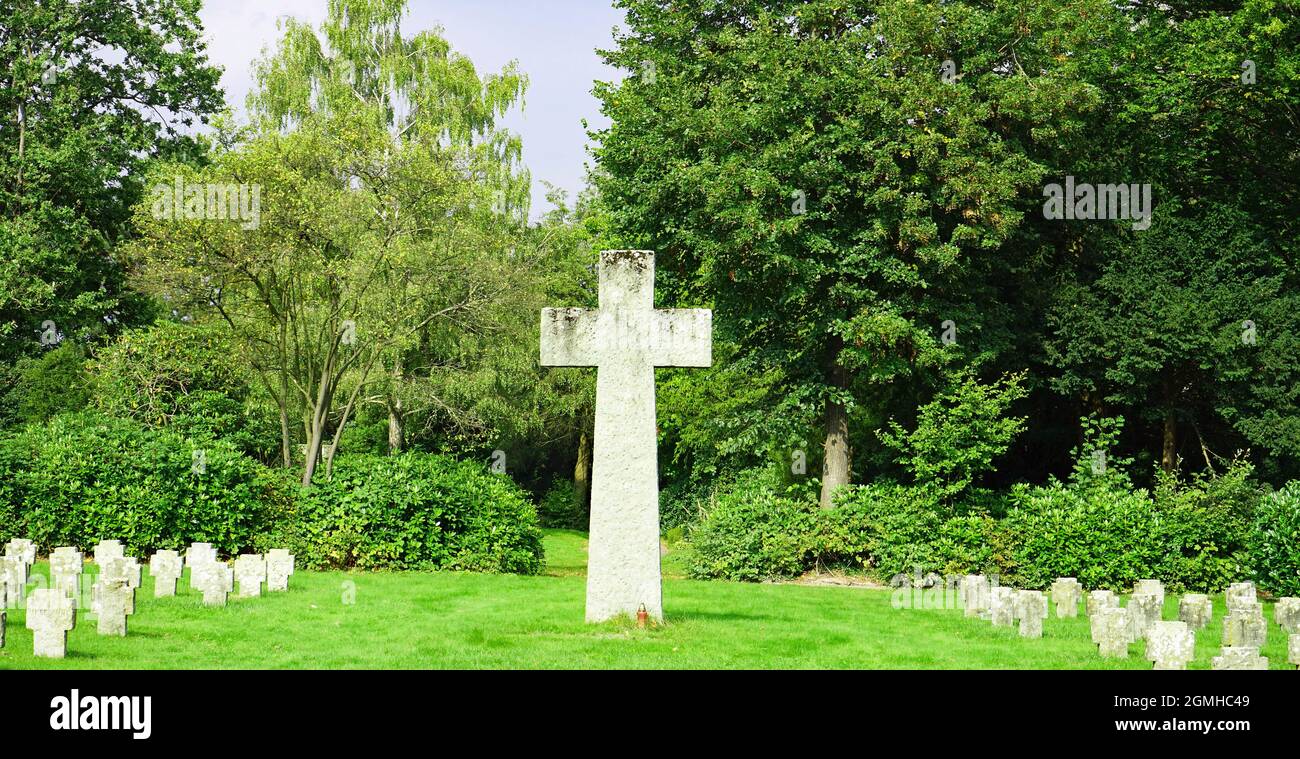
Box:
[593,0,1118,506]
[0,0,222,361]
[128,0,532,485]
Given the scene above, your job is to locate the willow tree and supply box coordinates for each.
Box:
[128,0,531,484]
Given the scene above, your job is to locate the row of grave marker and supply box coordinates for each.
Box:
[0,538,295,658]
[954,575,1300,670]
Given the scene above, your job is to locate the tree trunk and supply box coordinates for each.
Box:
[574,422,592,519]
[387,360,404,454]
[1161,408,1177,474]
[819,346,851,509]
[1161,376,1177,474]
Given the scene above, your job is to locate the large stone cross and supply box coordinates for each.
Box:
[541,250,711,623]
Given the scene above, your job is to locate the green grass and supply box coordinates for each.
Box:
[1,530,1294,669]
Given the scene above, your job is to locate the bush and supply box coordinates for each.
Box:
[1151,462,1258,592]
[0,343,91,427]
[1004,480,1162,590]
[686,473,818,581]
[1249,482,1300,596]
[278,453,544,574]
[829,484,1014,580]
[537,478,585,529]
[0,412,288,556]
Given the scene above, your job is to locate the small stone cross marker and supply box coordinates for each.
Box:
[234,554,266,598]
[150,550,183,597]
[186,543,217,590]
[266,549,294,591]
[49,547,83,597]
[195,562,233,607]
[94,557,137,636]
[1049,577,1082,618]
[541,250,711,623]
[1145,621,1195,670]
[27,588,76,658]
[1178,593,1212,629]
[92,539,124,565]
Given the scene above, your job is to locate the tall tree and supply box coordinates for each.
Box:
[593,0,1118,506]
[0,0,222,361]
[128,0,532,485]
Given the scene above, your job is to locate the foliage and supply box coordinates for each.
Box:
[537,478,585,530]
[89,322,276,460]
[0,412,289,556]
[0,342,90,426]
[878,372,1027,502]
[685,471,819,581]
[275,453,544,574]
[0,0,222,360]
[1249,482,1300,597]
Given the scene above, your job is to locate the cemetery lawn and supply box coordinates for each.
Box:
[2,530,1294,669]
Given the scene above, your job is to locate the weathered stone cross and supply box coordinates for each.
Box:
[541,250,711,623]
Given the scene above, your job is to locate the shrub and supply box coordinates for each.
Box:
[0,343,91,427]
[0,412,287,556]
[828,484,1014,579]
[537,478,585,529]
[279,453,544,574]
[686,473,818,581]
[1004,479,1162,591]
[1249,482,1300,596]
[1151,462,1258,592]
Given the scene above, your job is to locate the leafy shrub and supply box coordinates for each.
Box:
[878,371,1027,502]
[686,472,818,581]
[1249,482,1300,596]
[0,343,91,427]
[1151,462,1258,592]
[828,484,1014,579]
[0,412,288,556]
[1004,480,1161,590]
[537,478,585,529]
[89,323,277,460]
[278,453,544,574]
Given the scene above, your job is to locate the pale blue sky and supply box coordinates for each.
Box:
[199,0,626,220]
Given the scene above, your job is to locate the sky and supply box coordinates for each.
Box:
[198,0,627,221]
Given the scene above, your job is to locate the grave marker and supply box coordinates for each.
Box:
[1178,593,1212,630]
[1145,621,1195,670]
[94,557,137,636]
[1222,604,1267,648]
[266,549,295,592]
[1017,590,1048,638]
[1211,645,1268,670]
[26,588,76,658]
[234,554,266,598]
[1097,607,1130,658]
[195,561,233,607]
[1274,597,1300,635]
[541,250,711,622]
[1087,589,1118,617]
[150,550,183,597]
[989,587,1017,627]
[1225,582,1257,612]
[49,547,83,597]
[1049,577,1082,619]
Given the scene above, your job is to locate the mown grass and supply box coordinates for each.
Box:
[1,530,1293,669]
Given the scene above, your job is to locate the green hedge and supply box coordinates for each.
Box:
[277,453,544,574]
[1249,482,1300,596]
[0,414,545,575]
[687,464,1279,593]
[0,412,289,556]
